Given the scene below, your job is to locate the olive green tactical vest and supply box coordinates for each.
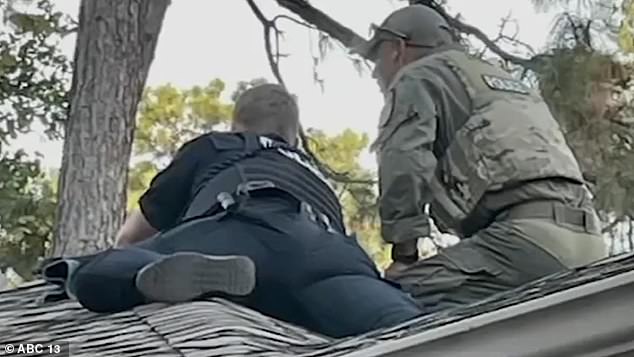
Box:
[428,50,585,229]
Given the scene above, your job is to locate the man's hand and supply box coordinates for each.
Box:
[384,239,420,279]
[384,260,411,280]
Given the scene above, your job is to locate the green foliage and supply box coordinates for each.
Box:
[134,80,234,160]
[530,1,634,223]
[305,128,369,177]
[305,128,389,268]
[126,160,159,211]
[0,0,69,278]
[538,48,615,129]
[619,0,634,52]
[0,0,72,148]
[0,151,56,278]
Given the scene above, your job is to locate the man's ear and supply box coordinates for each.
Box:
[395,39,407,66]
[388,41,399,62]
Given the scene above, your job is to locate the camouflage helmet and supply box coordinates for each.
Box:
[352,5,454,61]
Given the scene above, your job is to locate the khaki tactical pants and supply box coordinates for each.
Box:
[389,217,607,311]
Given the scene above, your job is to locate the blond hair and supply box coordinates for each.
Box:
[232,84,299,145]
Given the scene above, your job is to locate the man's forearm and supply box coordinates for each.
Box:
[114,210,158,247]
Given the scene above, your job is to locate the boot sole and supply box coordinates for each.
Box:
[135,252,256,303]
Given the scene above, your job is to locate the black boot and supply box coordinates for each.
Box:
[37,255,95,303]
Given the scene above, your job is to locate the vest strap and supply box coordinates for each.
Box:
[181,179,338,234]
[181,133,345,234]
[183,135,285,221]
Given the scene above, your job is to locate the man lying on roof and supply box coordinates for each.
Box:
[41,84,421,338]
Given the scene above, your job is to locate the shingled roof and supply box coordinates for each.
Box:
[2,252,634,357]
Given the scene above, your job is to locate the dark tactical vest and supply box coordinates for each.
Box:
[182,132,346,234]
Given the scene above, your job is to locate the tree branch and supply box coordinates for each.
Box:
[246,0,286,87]
[438,8,542,69]
[274,0,547,72]
[300,130,378,185]
[245,0,375,186]
[406,1,547,70]
[272,14,315,29]
[274,0,366,49]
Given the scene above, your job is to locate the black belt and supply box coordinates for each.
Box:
[495,200,600,234]
[180,180,339,234]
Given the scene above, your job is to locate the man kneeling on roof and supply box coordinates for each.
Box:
[41,83,421,338]
[355,4,609,312]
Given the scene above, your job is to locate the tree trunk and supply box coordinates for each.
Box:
[53,0,170,256]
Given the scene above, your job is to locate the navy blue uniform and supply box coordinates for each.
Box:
[58,132,421,338]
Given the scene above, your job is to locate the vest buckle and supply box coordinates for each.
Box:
[300,201,336,234]
[216,191,237,210]
[215,181,278,214]
[300,202,317,222]
[319,213,336,234]
[236,180,277,197]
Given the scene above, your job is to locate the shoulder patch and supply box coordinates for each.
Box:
[481,74,530,95]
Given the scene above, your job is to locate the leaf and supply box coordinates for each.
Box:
[0,151,56,279]
[133,80,234,160]
[0,0,72,145]
[619,0,634,53]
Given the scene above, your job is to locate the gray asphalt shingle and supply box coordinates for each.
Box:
[1,251,633,356]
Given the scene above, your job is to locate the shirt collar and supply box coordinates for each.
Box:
[386,44,464,92]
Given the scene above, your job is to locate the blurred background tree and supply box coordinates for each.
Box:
[0,0,71,280]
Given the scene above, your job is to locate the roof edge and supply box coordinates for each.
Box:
[344,269,634,357]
